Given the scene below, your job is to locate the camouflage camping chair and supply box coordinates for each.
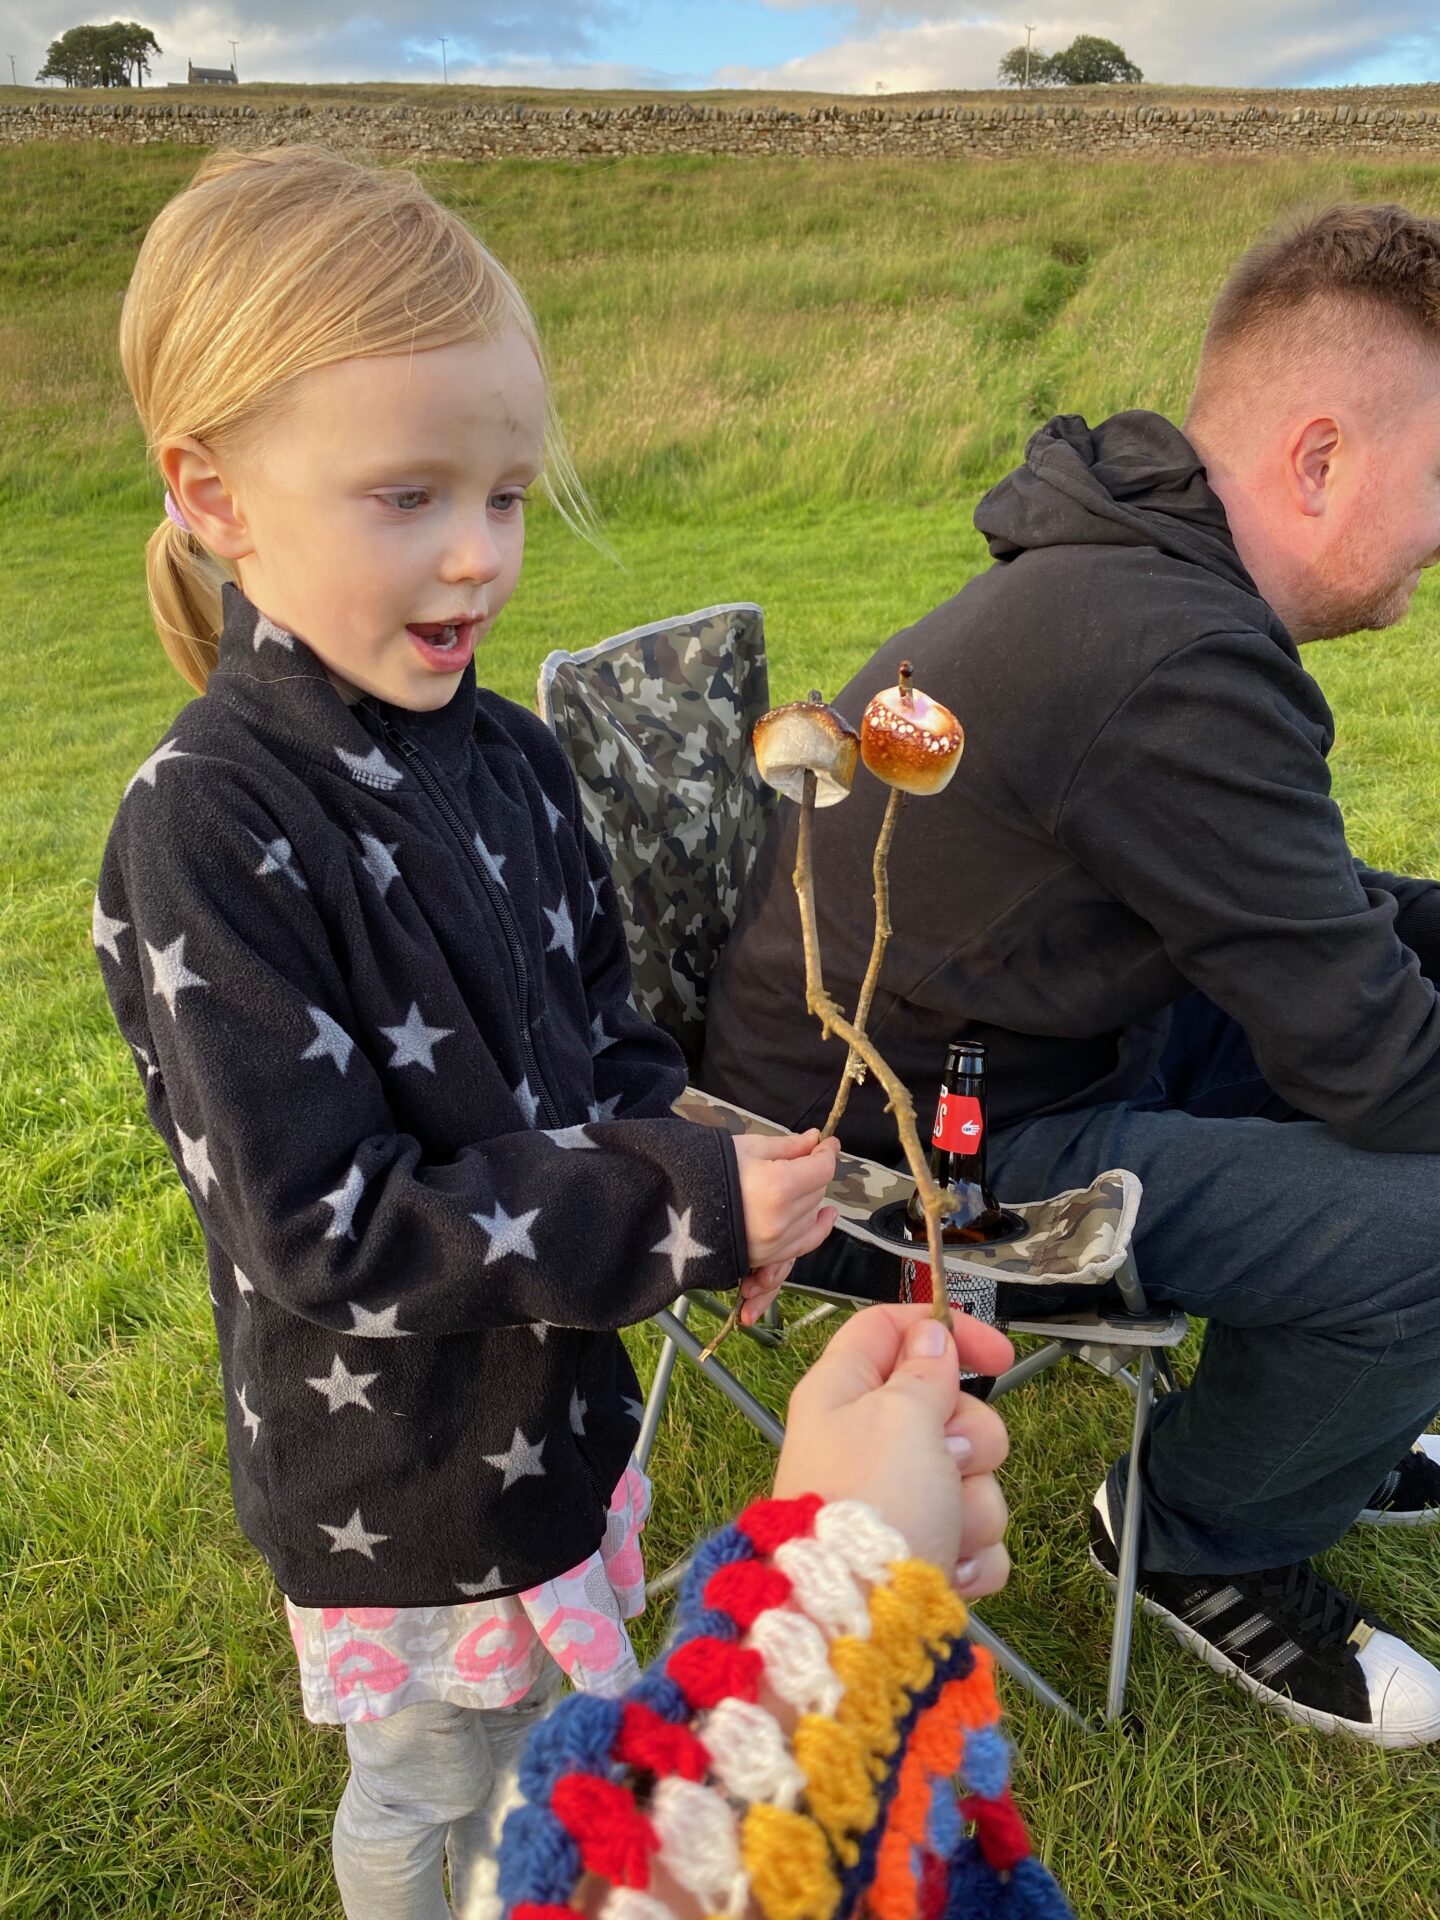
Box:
[538,605,1186,1728]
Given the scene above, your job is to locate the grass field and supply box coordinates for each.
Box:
[5,140,1440,1919]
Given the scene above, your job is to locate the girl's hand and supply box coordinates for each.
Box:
[738,1258,793,1326]
[773,1303,1014,1598]
[732,1128,840,1270]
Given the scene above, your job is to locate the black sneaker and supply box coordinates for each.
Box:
[1090,1483,1440,1747]
[1359,1434,1440,1527]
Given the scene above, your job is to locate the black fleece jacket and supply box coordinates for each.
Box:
[96,584,746,1606]
[702,411,1440,1161]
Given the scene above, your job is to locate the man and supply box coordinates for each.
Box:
[701,204,1440,1746]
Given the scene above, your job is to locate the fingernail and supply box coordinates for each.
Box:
[955,1559,980,1590]
[911,1320,948,1358]
[945,1434,973,1463]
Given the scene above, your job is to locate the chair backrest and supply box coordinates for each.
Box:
[537,604,776,1069]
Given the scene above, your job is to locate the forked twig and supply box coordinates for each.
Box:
[822,785,906,1139]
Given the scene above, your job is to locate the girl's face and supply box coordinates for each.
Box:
[224,332,546,709]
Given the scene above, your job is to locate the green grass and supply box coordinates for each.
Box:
[4,141,1440,1918]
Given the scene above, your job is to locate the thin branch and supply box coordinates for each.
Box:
[823,785,906,1139]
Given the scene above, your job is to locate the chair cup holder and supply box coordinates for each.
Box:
[865,1199,1029,1251]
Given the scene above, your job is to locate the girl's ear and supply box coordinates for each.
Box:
[159,438,255,562]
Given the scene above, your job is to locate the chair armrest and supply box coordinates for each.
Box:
[674,1085,1142,1287]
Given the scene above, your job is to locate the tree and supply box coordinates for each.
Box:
[37,20,161,87]
[1047,34,1143,85]
[997,45,1058,87]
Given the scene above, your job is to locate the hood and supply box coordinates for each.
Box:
[975,410,1259,597]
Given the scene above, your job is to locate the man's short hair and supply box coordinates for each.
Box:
[1197,203,1440,392]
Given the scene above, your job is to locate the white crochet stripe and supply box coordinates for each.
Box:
[814,1501,907,1582]
[702,1697,806,1808]
[773,1537,871,1640]
[747,1607,844,1716]
[601,1891,674,1920]
[651,1776,750,1917]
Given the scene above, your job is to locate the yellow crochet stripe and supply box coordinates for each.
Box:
[788,1559,970,1864]
[743,1803,842,1920]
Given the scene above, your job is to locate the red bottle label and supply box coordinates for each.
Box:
[932,1091,983,1153]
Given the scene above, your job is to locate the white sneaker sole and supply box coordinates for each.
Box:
[1090,1489,1440,1748]
[1357,1434,1440,1527]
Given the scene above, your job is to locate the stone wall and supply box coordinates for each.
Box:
[8,96,1440,160]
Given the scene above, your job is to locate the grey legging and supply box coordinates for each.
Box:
[332,1664,563,1920]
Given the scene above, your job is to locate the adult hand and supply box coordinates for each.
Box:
[732,1128,839,1270]
[773,1303,1013,1598]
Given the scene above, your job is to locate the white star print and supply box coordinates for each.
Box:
[569,1388,587,1437]
[301,1007,355,1075]
[473,833,507,888]
[588,1094,623,1123]
[307,1353,380,1414]
[589,877,606,916]
[253,614,294,653]
[652,1205,711,1284]
[335,745,402,790]
[472,1201,541,1266]
[623,1396,645,1425]
[483,1426,547,1492]
[146,933,208,1017]
[92,896,129,963]
[543,896,576,959]
[124,737,187,797]
[235,1381,261,1443]
[457,1567,507,1596]
[177,1126,217,1200]
[357,832,401,894]
[347,1300,411,1338]
[250,832,307,891]
[133,1044,156,1080]
[319,1508,389,1560]
[540,1125,598,1151]
[530,1322,549,1342]
[512,1078,539,1126]
[590,1014,616,1055]
[320,1163,365,1239]
[542,793,564,833]
[234,1264,254,1304]
[381,1002,453,1073]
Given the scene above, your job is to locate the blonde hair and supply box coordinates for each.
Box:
[120,145,588,691]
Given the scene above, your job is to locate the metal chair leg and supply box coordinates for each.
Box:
[636,1297,689,1473]
[1105,1346,1155,1723]
[964,1614,1089,1729]
[652,1307,787,1448]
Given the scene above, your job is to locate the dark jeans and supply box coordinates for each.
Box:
[984,994,1440,1576]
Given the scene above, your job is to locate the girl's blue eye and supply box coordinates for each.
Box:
[491,490,527,514]
[381,489,429,512]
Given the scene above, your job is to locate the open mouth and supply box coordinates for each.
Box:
[406,618,480,666]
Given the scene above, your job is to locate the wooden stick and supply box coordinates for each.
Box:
[822,785,906,1139]
[792,773,952,1325]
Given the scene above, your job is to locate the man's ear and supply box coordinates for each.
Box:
[159,438,255,561]
[1286,416,1342,520]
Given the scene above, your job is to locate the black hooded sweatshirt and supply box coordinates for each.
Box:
[701,411,1440,1162]
[96,584,746,1607]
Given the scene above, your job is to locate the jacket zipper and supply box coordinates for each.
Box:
[379,719,565,1130]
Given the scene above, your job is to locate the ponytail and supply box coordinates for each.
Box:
[144,518,227,693]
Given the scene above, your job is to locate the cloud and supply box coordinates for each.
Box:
[738,2,1439,90]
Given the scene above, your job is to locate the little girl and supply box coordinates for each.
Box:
[95,145,839,1920]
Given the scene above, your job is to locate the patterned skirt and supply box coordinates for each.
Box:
[284,1464,651,1723]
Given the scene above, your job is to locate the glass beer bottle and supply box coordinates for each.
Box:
[904,1039,1019,1245]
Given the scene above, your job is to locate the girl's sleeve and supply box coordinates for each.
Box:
[94,757,747,1338]
[496,1494,1074,1920]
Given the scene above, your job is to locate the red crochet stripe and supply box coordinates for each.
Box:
[961,1786,1031,1873]
[918,1851,949,1920]
[666,1636,764,1709]
[513,1906,579,1920]
[735,1493,823,1555]
[551,1773,659,1889]
[616,1699,710,1782]
[703,1558,793,1628]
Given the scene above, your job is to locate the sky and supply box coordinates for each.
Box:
[6,1,1440,94]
